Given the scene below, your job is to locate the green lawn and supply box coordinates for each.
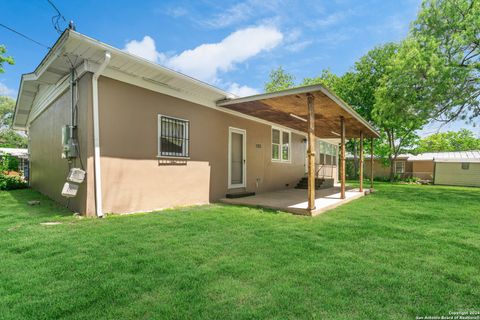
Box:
[1,183,479,319]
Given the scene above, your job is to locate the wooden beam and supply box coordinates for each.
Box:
[340,116,346,199]
[370,138,374,191]
[307,94,316,213]
[359,131,364,192]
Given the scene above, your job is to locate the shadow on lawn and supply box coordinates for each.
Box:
[372,183,480,203]
[2,188,73,220]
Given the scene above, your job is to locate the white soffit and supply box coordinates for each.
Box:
[13,30,230,130]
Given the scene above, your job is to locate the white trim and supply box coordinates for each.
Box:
[228,127,247,189]
[28,76,70,126]
[92,52,111,218]
[157,114,190,158]
[394,160,405,174]
[19,60,94,130]
[271,127,292,163]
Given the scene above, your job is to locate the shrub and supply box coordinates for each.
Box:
[0,174,27,190]
[1,155,19,172]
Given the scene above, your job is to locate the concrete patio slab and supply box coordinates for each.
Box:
[220,186,365,216]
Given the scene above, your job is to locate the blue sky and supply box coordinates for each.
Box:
[1,0,477,136]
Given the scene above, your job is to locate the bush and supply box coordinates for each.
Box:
[0,174,27,190]
[1,155,19,172]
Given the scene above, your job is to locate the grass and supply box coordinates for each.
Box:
[0,183,479,319]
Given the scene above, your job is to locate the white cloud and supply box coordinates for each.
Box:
[202,2,253,28]
[285,40,313,52]
[124,26,283,83]
[227,83,259,97]
[307,11,352,29]
[165,25,283,82]
[0,82,16,98]
[123,36,166,63]
[165,6,188,18]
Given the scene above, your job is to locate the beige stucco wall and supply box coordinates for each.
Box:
[362,159,412,179]
[435,162,480,187]
[97,77,307,214]
[411,160,434,180]
[29,73,94,214]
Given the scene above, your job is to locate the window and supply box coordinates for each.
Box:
[158,115,189,158]
[282,131,290,161]
[461,162,470,170]
[316,141,337,165]
[272,128,291,162]
[394,161,405,174]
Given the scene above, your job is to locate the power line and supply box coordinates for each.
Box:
[46,0,66,33]
[0,23,51,49]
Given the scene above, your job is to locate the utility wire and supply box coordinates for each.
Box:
[46,0,66,33]
[0,23,51,49]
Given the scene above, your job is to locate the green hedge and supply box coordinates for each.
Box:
[0,174,28,190]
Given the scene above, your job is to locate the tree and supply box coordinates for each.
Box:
[264,66,295,93]
[409,0,480,123]
[0,45,14,74]
[0,129,27,148]
[416,129,480,153]
[0,96,15,129]
[0,97,27,148]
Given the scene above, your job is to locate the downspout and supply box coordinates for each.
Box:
[92,51,111,217]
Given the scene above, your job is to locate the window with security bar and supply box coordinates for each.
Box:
[158,115,189,158]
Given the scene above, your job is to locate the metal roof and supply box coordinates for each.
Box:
[408,150,480,163]
[0,148,29,158]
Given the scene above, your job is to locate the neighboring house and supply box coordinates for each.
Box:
[409,151,480,187]
[346,154,414,179]
[348,150,480,186]
[0,147,29,177]
[12,30,378,216]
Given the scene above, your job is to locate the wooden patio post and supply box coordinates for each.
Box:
[307,94,316,213]
[340,116,346,199]
[359,131,364,192]
[370,138,374,191]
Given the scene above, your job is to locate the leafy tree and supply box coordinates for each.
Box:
[1,154,19,172]
[0,96,15,129]
[0,96,27,148]
[264,44,422,181]
[264,66,295,93]
[0,45,14,73]
[409,0,480,123]
[0,129,27,148]
[416,129,480,153]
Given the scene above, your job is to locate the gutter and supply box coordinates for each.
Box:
[92,51,111,217]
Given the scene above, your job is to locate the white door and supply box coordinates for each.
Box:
[228,127,246,188]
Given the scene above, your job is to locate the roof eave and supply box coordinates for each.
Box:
[217,84,380,138]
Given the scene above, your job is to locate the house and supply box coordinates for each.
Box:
[409,151,480,187]
[12,29,379,217]
[0,147,29,177]
[347,154,414,180]
[348,150,480,186]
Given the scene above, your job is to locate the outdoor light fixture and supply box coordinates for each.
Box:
[289,113,307,122]
[331,131,340,136]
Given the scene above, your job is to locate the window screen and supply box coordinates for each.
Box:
[158,115,189,157]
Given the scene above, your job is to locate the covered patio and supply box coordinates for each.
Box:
[217,84,380,216]
[220,186,366,216]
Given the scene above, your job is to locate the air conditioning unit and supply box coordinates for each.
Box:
[67,168,86,184]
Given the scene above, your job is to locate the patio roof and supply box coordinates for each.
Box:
[217,85,380,139]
